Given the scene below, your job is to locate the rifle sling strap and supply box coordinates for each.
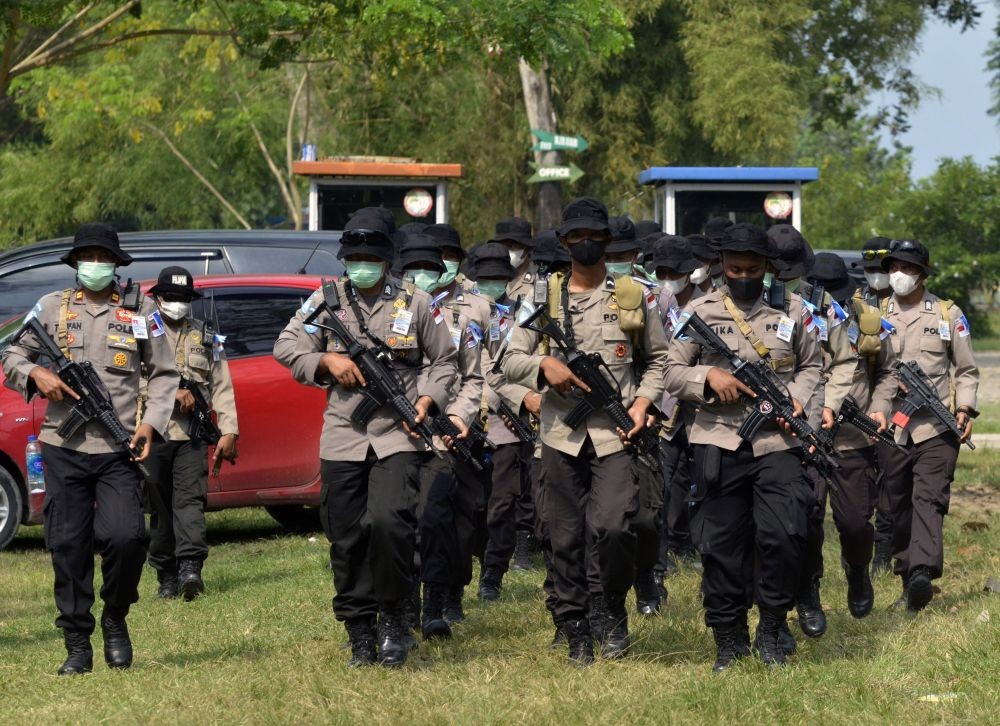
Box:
[57,289,73,360]
[720,291,794,370]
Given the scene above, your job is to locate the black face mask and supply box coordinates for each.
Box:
[568,238,605,267]
[727,274,765,302]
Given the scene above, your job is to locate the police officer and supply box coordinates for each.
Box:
[664,223,822,670]
[687,233,719,294]
[273,208,458,668]
[2,223,178,675]
[805,253,897,617]
[530,229,571,278]
[502,197,669,665]
[879,239,979,611]
[143,267,238,602]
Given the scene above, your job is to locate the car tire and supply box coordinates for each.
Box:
[264,505,322,533]
[0,467,24,551]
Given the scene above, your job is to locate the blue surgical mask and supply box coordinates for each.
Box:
[344,261,385,289]
[476,280,507,300]
[438,260,460,287]
[409,270,441,293]
[76,261,116,291]
[605,262,633,277]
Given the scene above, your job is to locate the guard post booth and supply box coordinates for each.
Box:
[292,156,463,231]
[637,166,819,234]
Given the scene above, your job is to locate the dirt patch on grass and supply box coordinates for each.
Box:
[951,484,1000,517]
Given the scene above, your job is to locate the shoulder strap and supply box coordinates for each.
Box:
[721,290,771,359]
[57,289,73,359]
[938,298,953,322]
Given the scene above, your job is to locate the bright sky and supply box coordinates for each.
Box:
[874,3,1000,179]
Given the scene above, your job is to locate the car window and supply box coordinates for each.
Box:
[0,263,75,321]
[224,245,343,276]
[191,286,308,359]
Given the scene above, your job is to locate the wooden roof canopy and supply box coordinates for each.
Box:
[292,155,463,178]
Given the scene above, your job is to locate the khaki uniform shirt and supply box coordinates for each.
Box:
[2,285,179,453]
[502,276,669,458]
[505,266,538,307]
[665,287,823,455]
[802,289,855,427]
[433,288,488,426]
[273,277,458,462]
[159,318,239,441]
[885,290,979,445]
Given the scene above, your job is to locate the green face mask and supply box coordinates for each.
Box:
[785,277,801,293]
[476,280,507,300]
[76,261,116,291]
[344,261,385,289]
[409,270,441,293]
[438,260,460,288]
[605,262,633,277]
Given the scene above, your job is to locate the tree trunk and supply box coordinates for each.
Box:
[518,58,561,232]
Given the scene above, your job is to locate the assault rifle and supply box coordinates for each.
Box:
[303,280,442,459]
[892,361,975,450]
[497,400,537,444]
[674,312,838,480]
[12,316,150,477]
[816,395,904,451]
[520,306,660,471]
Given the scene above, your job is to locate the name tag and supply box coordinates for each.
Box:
[938,320,951,341]
[449,326,462,349]
[847,321,860,345]
[131,315,149,340]
[489,320,500,342]
[776,315,795,343]
[391,309,413,335]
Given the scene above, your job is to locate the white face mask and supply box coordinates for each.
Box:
[658,276,689,296]
[158,299,191,321]
[889,271,920,297]
[689,265,710,285]
[508,248,525,269]
[864,271,890,291]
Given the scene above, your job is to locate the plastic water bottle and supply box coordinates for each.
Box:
[26,435,44,514]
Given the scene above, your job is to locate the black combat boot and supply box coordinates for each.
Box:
[345,618,377,668]
[477,567,503,602]
[403,582,420,649]
[156,570,179,599]
[846,564,875,618]
[510,530,535,571]
[601,592,630,659]
[871,538,893,577]
[906,566,933,612]
[633,568,662,616]
[549,612,567,649]
[588,593,606,643]
[564,619,594,667]
[444,586,465,624]
[652,569,668,602]
[178,558,205,601]
[101,608,133,669]
[57,631,93,676]
[661,551,679,576]
[421,585,453,640]
[795,576,827,637]
[711,624,748,672]
[753,608,788,667]
[377,604,411,668]
[778,620,797,655]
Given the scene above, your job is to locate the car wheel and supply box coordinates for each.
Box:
[264,505,322,533]
[0,467,24,551]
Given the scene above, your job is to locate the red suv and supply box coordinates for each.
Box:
[0,274,329,550]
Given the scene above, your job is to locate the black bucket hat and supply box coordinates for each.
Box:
[424,223,465,259]
[393,222,427,249]
[397,235,445,273]
[557,197,610,236]
[807,253,857,302]
[634,220,661,240]
[856,236,893,270]
[148,265,202,299]
[703,216,734,243]
[606,216,640,254]
[530,230,570,268]
[60,222,133,267]
[473,242,515,280]
[768,224,815,280]
[651,235,701,274]
[489,217,534,246]
[339,208,396,264]
[881,239,931,275]
[717,223,776,258]
[686,233,718,263]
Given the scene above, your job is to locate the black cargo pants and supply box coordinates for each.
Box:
[146,438,209,574]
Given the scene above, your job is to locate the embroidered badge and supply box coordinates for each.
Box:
[67,333,76,345]
[393,299,407,309]
[113,352,128,367]
[615,343,626,359]
[66,311,79,321]
[115,308,133,323]
[387,336,398,347]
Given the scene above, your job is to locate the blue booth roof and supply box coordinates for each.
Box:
[638,166,819,186]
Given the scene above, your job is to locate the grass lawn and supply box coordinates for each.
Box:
[3,453,1000,724]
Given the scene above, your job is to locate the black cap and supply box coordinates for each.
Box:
[717,223,776,258]
[339,208,396,264]
[530,230,570,267]
[473,242,515,280]
[634,220,661,239]
[857,235,893,270]
[398,234,445,273]
[686,233,718,264]
[148,265,202,299]
[651,235,701,274]
[703,216,734,242]
[489,217,533,246]
[807,253,857,302]
[768,224,814,280]
[393,222,427,249]
[881,239,931,274]
[60,222,132,267]
[606,216,639,253]
[557,197,610,236]
[424,223,465,259]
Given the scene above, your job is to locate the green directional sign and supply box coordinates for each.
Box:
[527,162,584,184]
[531,129,589,152]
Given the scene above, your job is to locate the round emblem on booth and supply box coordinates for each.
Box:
[763,192,793,219]
[403,188,434,218]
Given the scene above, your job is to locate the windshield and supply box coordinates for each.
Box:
[0,313,25,351]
